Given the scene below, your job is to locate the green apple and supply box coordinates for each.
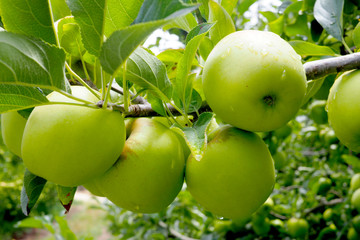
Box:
[315,177,332,195]
[270,219,284,229]
[93,118,186,213]
[352,215,360,233]
[272,151,287,170]
[351,173,360,192]
[252,213,271,236]
[1,111,27,156]
[273,123,292,140]
[202,30,307,132]
[186,125,275,220]
[286,218,309,238]
[348,227,360,240]
[309,100,328,125]
[22,86,126,187]
[323,208,333,221]
[327,70,360,152]
[352,188,360,212]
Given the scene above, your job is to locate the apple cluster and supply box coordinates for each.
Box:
[185,30,308,220]
[1,30,311,222]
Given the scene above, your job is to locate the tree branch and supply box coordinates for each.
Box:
[304,52,360,79]
[111,53,360,118]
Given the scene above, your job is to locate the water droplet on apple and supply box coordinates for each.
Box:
[261,49,269,57]
[236,42,244,49]
[195,154,202,161]
[281,69,286,79]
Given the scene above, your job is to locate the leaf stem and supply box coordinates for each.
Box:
[56,90,95,105]
[101,67,106,101]
[65,62,101,99]
[342,38,353,54]
[45,101,99,109]
[47,0,60,47]
[102,78,114,109]
[169,102,192,126]
[77,41,91,81]
[122,61,129,112]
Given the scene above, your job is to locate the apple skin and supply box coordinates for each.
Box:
[327,70,360,152]
[93,118,186,213]
[1,111,27,157]
[185,125,275,220]
[202,30,307,132]
[22,86,126,187]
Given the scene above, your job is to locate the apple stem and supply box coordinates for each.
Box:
[263,95,276,107]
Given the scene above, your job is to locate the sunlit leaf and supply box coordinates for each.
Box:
[0,0,56,44]
[290,41,338,56]
[66,0,106,56]
[172,112,214,161]
[0,85,48,114]
[174,23,212,114]
[100,0,198,75]
[208,0,235,44]
[0,32,67,90]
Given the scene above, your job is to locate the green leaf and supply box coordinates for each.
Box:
[343,154,360,172]
[185,22,214,44]
[21,169,47,216]
[163,12,198,32]
[269,16,284,35]
[0,32,67,91]
[174,24,212,114]
[134,0,197,23]
[198,36,214,61]
[66,0,106,56]
[285,14,310,37]
[55,216,78,240]
[67,0,145,55]
[353,22,360,48]
[0,0,57,44]
[314,0,344,41]
[172,112,214,161]
[100,1,198,75]
[198,0,209,20]
[57,17,84,57]
[289,41,338,56]
[220,0,238,15]
[116,47,172,102]
[51,0,71,21]
[0,85,48,114]
[302,78,325,105]
[57,185,77,213]
[237,0,257,15]
[260,11,278,22]
[208,0,235,45]
[16,217,44,229]
[147,95,167,116]
[104,0,144,36]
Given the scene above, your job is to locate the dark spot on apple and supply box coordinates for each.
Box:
[263,95,276,107]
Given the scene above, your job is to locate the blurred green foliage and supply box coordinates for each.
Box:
[0,122,61,239]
